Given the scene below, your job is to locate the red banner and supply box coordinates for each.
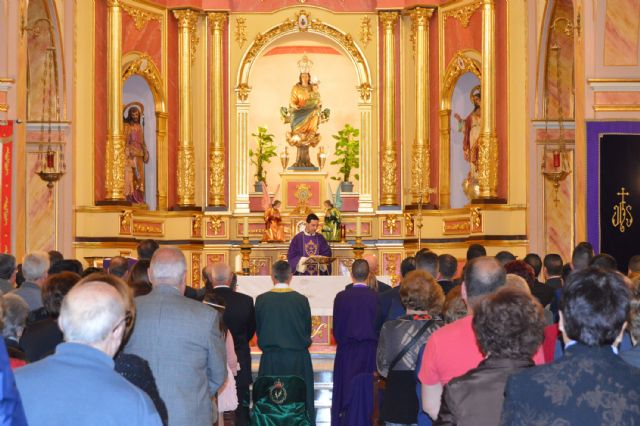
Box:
[0,120,12,253]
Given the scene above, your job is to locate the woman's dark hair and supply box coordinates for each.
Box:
[561,267,630,346]
[42,272,81,318]
[443,285,467,324]
[128,260,152,297]
[504,260,536,287]
[473,287,545,359]
[204,293,227,335]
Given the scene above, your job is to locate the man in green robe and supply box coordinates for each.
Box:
[255,260,315,424]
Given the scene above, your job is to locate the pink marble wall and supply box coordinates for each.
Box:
[604,0,640,66]
[544,0,574,120]
[26,154,56,252]
[94,1,107,202]
[595,91,640,106]
[444,8,482,67]
[122,14,163,73]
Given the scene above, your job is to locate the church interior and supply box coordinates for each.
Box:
[1,0,640,422]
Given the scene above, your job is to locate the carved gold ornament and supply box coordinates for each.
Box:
[384,215,398,234]
[177,146,196,205]
[612,187,633,233]
[357,82,372,102]
[443,1,482,28]
[443,217,471,235]
[404,213,415,235]
[470,207,483,233]
[381,148,398,202]
[121,3,161,31]
[191,253,201,287]
[119,210,133,235]
[235,17,247,48]
[443,52,482,96]
[132,220,164,236]
[121,54,163,98]
[208,216,223,235]
[385,254,400,286]
[209,149,225,204]
[192,214,203,238]
[236,83,251,102]
[360,16,372,48]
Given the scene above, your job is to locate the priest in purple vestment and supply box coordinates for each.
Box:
[287,213,332,275]
[331,259,379,426]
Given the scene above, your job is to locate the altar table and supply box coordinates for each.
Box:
[236,275,392,316]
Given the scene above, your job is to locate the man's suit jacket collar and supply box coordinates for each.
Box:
[151,284,182,296]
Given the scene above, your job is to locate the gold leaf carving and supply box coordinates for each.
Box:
[384,215,399,234]
[132,220,164,236]
[470,207,483,233]
[121,3,161,31]
[119,210,133,235]
[442,52,481,97]
[357,82,372,102]
[177,145,195,205]
[208,216,223,235]
[191,252,201,287]
[359,16,372,48]
[443,217,470,235]
[235,83,251,102]
[192,214,203,238]
[443,1,482,28]
[121,54,163,99]
[234,17,247,48]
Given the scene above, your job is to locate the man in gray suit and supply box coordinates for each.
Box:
[125,247,226,426]
[12,252,49,312]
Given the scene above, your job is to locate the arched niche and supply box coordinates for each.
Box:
[439,50,482,209]
[232,10,375,213]
[121,52,168,210]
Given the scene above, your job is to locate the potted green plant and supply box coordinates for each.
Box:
[330,124,360,192]
[249,126,277,192]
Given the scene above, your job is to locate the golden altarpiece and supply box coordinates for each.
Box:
[75,0,530,285]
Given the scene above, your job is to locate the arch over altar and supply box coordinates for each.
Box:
[231,9,375,214]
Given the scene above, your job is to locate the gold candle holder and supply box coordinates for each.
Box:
[280,147,289,171]
[240,236,252,276]
[317,146,327,170]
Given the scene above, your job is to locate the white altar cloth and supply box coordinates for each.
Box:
[236,275,391,316]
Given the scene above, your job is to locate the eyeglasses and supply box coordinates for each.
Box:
[112,311,133,333]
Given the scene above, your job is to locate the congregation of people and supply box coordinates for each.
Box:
[0,238,639,425]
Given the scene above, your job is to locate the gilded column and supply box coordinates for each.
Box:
[409,8,433,204]
[208,12,227,207]
[478,0,498,198]
[379,11,399,206]
[173,9,198,207]
[105,0,125,201]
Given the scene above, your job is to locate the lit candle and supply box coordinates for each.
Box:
[243,217,249,237]
[235,254,241,272]
[356,216,361,236]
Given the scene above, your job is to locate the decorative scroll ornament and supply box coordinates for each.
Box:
[384,215,398,234]
[404,213,415,235]
[360,16,372,48]
[470,207,483,233]
[443,52,481,95]
[209,149,225,205]
[240,10,366,75]
[191,253,201,287]
[192,214,202,237]
[235,17,247,48]
[612,187,633,233]
[381,149,397,203]
[236,83,251,102]
[177,146,196,205]
[122,54,163,97]
[119,210,133,235]
[379,11,398,31]
[208,216,223,235]
[121,3,161,31]
[443,1,482,28]
[357,82,372,102]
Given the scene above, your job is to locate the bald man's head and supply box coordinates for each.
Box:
[58,281,126,353]
[463,256,506,304]
[363,254,379,275]
[204,263,232,287]
[149,248,187,287]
